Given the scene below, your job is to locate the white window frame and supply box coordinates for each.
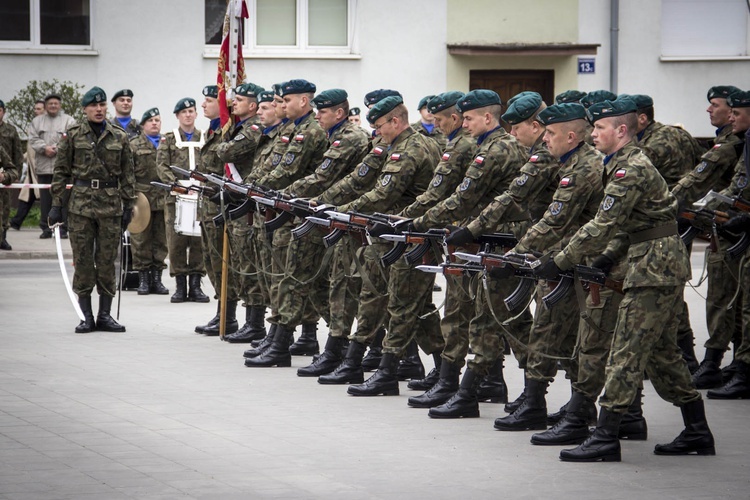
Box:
[203,0,360,60]
[0,0,96,55]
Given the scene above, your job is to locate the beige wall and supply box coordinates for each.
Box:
[447,0,579,44]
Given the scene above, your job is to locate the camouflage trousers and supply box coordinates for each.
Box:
[525,280,581,383]
[327,236,362,339]
[350,240,391,346]
[277,227,331,328]
[704,242,742,351]
[0,189,9,230]
[382,260,444,357]
[68,212,120,298]
[249,212,272,308]
[229,216,264,307]
[200,220,238,301]
[164,203,204,277]
[599,285,700,413]
[129,209,167,271]
[737,254,750,364]
[439,272,476,368]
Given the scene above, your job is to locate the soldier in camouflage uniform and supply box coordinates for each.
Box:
[412,94,447,152]
[129,107,169,296]
[110,89,142,140]
[534,97,714,462]
[700,90,750,400]
[156,97,209,304]
[0,99,22,250]
[0,145,20,241]
[244,79,328,367]
[50,87,136,334]
[672,86,745,390]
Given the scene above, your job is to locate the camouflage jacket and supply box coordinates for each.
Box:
[0,121,23,170]
[400,127,476,221]
[555,142,689,289]
[412,126,528,232]
[256,112,327,190]
[713,151,750,205]
[287,119,369,199]
[51,121,135,217]
[467,135,559,237]
[196,124,228,220]
[246,120,292,184]
[316,135,388,206]
[155,128,204,204]
[0,144,19,185]
[338,127,439,214]
[110,117,142,140]
[514,142,603,254]
[411,121,447,153]
[637,121,704,189]
[216,115,262,180]
[130,133,165,211]
[671,124,743,206]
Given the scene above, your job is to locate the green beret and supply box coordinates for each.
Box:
[626,94,653,110]
[202,86,218,98]
[586,97,637,123]
[111,89,133,102]
[418,95,436,110]
[555,90,587,104]
[364,89,402,107]
[502,94,543,125]
[707,85,741,101]
[349,107,360,117]
[312,89,348,109]
[272,83,283,96]
[81,86,107,107]
[140,107,160,125]
[580,90,617,109]
[0,100,4,109]
[507,91,541,107]
[456,89,501,113]
[537,103,587,125]
[727,90,750,108]
[367,95,403,124]
[173,97,196,114]
[427,91,465,114]
[258,90,275,103]
[279,79,316,96]
[235,82,264,98]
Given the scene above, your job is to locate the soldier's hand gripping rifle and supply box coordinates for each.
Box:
[680,207,750,258]
[573,265,624,305]
[454,250,537,311]
[700,191,750,259]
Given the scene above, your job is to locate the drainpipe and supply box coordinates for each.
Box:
[610,0,619,94]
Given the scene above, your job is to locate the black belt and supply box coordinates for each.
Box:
[74,178,118,189]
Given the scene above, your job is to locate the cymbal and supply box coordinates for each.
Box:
[127,192,151,234]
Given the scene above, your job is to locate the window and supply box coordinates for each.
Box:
[661,0,748,58]
[0,0,92,49]
[204,0,357,58]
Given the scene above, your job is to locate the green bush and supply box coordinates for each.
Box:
[5,79,85,137]
[10,206,41,228]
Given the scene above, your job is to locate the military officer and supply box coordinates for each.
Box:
[50,86,136,333]
[110,89,141,139]
[0,99,23,250]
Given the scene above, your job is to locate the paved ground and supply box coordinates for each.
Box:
[0,228,748,499]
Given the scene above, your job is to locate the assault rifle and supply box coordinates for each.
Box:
[680,208,750,258]
[378,228,449,266]
[150,180,217,197]
[305,211,395,248]
[415,261,484,276]
[454,251,537,311]
[540,265,624,309]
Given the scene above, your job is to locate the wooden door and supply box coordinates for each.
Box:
[469,69,554,129]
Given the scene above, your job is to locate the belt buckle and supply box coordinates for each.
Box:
[91,179,99,189]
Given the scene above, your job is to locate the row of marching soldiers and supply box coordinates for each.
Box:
[165,80,749,463]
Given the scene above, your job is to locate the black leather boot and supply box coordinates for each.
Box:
[298,336,346,377]
[494,379,548,431]
[408,360,460,408]
[560,408,622,462]
[547,401,568,426]
[396,339,425,381]
[96,295,126,332]
[654,399,716,455]
[137,270,151,295]
[428,368,482,419]
[319,341,367,385]
[244,324,277,358]
[348,352,400,396]
[0,230,11,250]
[531,391,593,446]
[361,327,384,372]
[171,275,187,303]
[149,267,169,295]
[677,331,699,374]
[187,273,210,303]
[202,300,239,336]
[619,388,648,440]
[75,296,96,333]
[691,348,724,389]
[707,361,750,399]
[408,353,442,390]
[289,323,320,356]
[477,357,508,404]
[244,325,293,367]
[226,306,267,343]
[196,302,220,334]
[504,375,527,413]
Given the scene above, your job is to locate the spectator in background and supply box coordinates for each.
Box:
[10,100,46,231]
